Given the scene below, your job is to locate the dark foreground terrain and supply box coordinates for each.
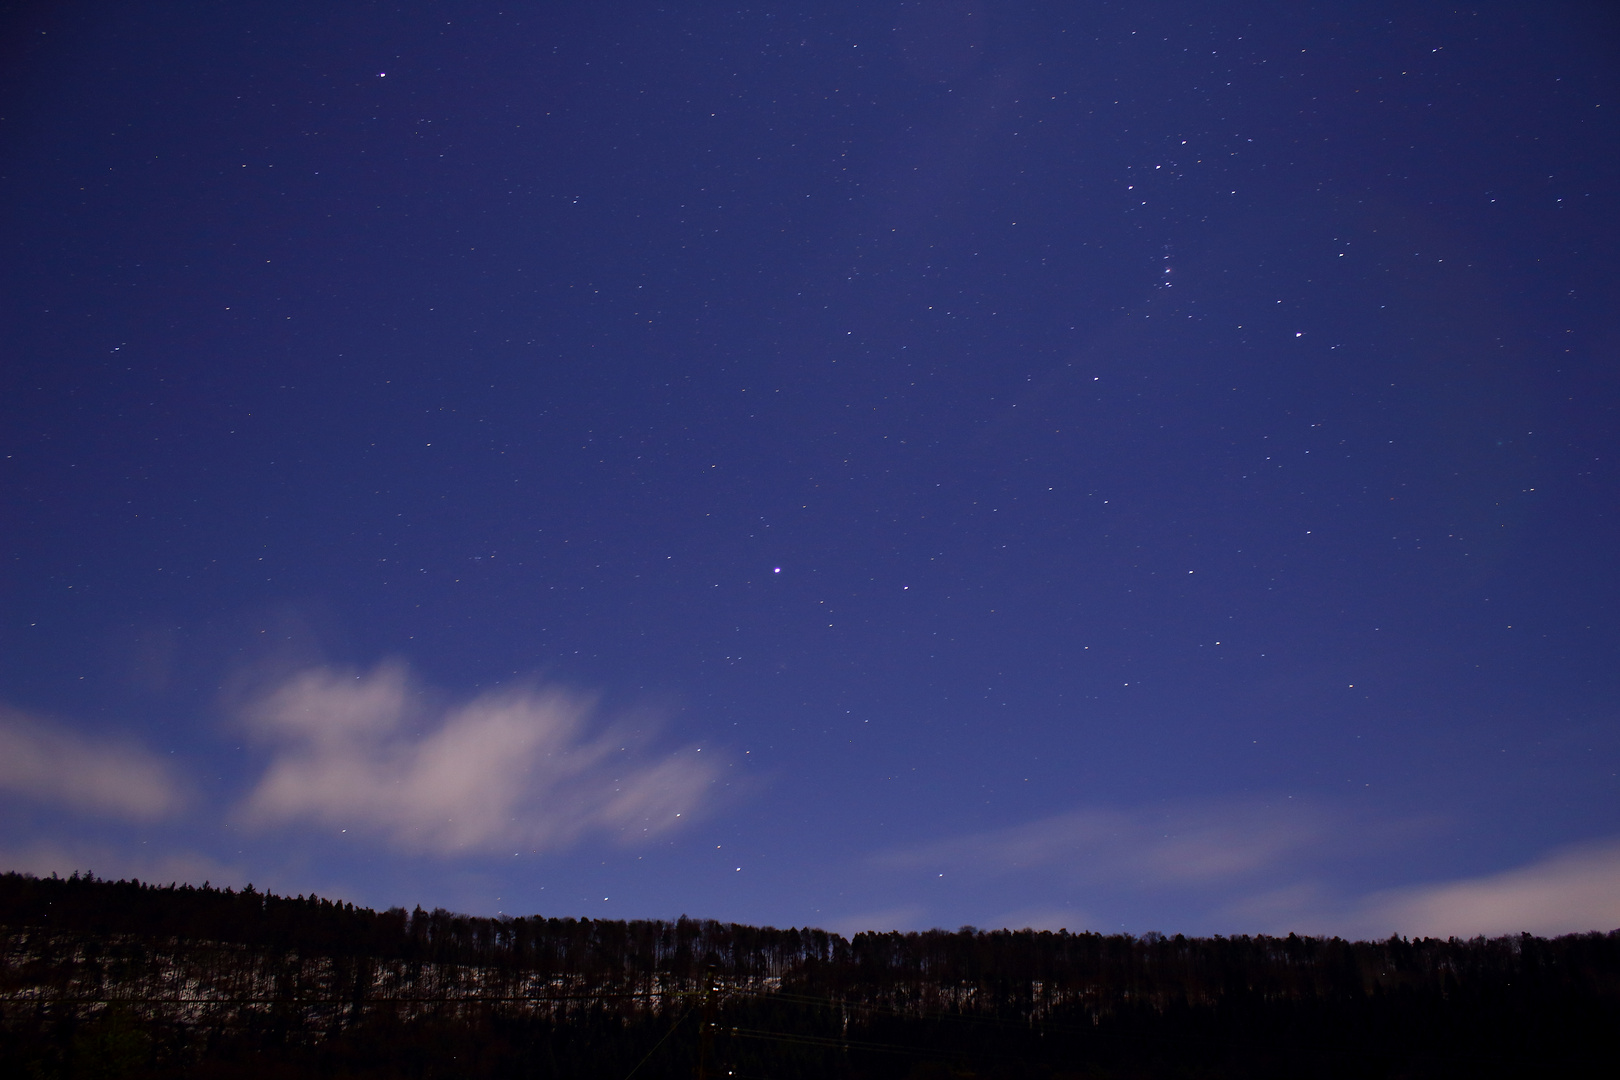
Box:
[2,872,1617,1078]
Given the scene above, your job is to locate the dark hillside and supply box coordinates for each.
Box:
[3,872,1617,1078]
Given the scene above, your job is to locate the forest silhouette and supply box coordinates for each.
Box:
[2,871,1616,1078]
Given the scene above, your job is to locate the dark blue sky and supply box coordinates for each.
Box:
[3,1,1618,937]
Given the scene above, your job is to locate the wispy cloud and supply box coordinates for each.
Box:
[0,841,241,890]
[826,905,930,938]
[1345,839,1620,938]
[986,906,1100,934]
[237,663,719,855]
[865,799,1460,935]
[0,706,185,820]
[876,800,1332,887]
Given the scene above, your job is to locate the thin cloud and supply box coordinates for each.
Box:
[237,663,719,855]
[877,800,1330,887]
[988,906,1099,934]
[0,841,241,891]
[867,803,1620,939]
[0,706,185,820]
[1347,839,1620,938]
[827,905,930,938]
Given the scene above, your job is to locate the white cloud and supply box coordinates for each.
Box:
[0,706,185,820]
[876,800,1330,887]
[1346,839,1620,938]
[237,663,719,855]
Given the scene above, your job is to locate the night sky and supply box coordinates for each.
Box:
[3,1,1618,938]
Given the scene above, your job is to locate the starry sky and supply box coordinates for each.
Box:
[3,1,1618,938]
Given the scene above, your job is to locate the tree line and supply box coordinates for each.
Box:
[3,871,1617,1078]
